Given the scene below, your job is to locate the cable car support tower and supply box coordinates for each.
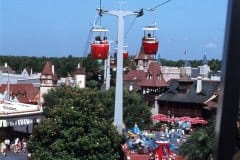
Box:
[97,0,172,134]
[98,8,143,134]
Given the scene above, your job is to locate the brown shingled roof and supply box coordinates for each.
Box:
[41,61,58,81]
[0,84,40,104]
[42,61,53,75]
[74,67,86,75]
[124,70,146,81]
[138,61,169,87]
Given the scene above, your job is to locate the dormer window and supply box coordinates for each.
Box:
[157,74,161,80]
[143,60,147,67]
[147,73,152,80]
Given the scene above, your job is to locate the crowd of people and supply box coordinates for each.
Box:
[0,137,27,156]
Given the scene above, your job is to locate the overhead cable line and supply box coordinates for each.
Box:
[124,17,138,39]
[99,0,102,26]
[147,0,173,12]
[84,26,93,57]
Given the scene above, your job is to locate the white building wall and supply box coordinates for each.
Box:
[137,60,144,70]
[75,75,86,88]
[180,67,192,78]
[40,85,53,104]
[211,75,221,81]
[40,75,54,104]
[161,66,181,81]
[199,65,210,79]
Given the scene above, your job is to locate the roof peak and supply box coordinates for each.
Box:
[202,54,208,65]
[41,61,53,75]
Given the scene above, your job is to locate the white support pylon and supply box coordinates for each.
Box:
[105,51,111,90]
[107,10,137,134]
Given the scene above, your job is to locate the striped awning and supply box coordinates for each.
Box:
[0,118,41,128]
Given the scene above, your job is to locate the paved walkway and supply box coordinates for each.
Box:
[0,152,28,160]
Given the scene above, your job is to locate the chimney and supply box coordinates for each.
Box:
[196,76,202,93]
[4,62,7,68]
[52,65,55,75]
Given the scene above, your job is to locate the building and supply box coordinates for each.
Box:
[40,61,58,104]
[156,77,220,119]
[124,60,169,115]
[0,100,43,139]
[134,45,155,71]
[57,64,86,88]
[0,66,40,85]
[199,54,211,79]
[161,66,180,82]
[0,84,40,104]
[0,62,15,74]
[138,61,169,95]
[74,64,86,88]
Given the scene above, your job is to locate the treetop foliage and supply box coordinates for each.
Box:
[28,87,152,159]
[28,87,122,160]
[0,55,221,78]
[179,118,216,160]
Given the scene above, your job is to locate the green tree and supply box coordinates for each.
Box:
[100,88,152,130]
[82,54,102,88]
[209,59,221,72]
[28,87,122,160]
[179,118,215,160]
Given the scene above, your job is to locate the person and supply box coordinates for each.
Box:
[14,138,20,153]
[99,36,108,44]
[103,36,107,41]
[147,33,152,38]
[95,36,101,43]
[102,36,108,44]
[22,138,27,153]
[1,142,7,156]
[4,138,10,151]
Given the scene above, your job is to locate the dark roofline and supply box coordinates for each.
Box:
[158,79,220,104]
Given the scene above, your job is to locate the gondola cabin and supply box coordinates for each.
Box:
[110,58,115,66]
[123,45,129,59]
[91,42,109,59]
[91,27,109,59]
[142,25,159,55]
[110,51,128,66]
[123,51,128,59]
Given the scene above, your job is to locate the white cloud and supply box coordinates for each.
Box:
[205,42,217,49]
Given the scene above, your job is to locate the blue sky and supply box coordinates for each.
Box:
[0,0,228,60]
